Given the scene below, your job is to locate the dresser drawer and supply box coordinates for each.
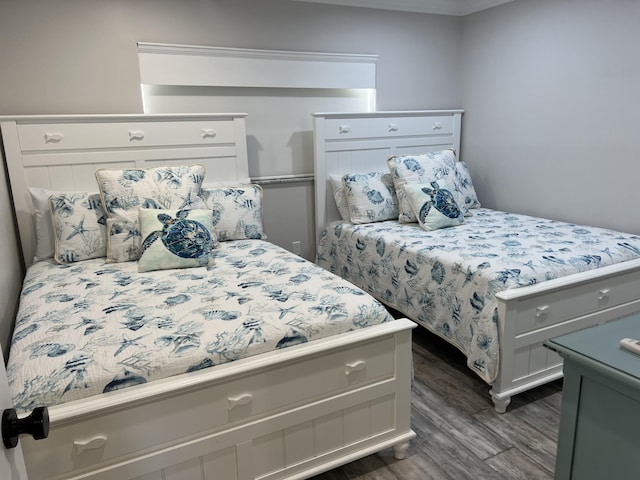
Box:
[323,117,389,140]
[387,115,453,137]
[16,120,236,151]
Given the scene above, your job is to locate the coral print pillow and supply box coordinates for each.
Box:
[387,149,467,223]
[199,184,266,241]
[95,165,207,262]
[403,180,464,231]
[48,192,107,263]
[342,171,399,224]
[138,208,218,273]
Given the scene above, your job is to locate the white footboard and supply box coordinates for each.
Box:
[20,319,416,480]
[490,258,640,413]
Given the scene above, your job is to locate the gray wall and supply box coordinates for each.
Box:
[0,0,462,355]
[461,0,640,233]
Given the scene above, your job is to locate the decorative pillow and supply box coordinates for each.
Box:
[138,208,217,273]
[199,185,267,241]
[95,165,207,262]
[48,192,107,263]
[30,187,57,262]
[403,180,464,231]
[454,161,481,210]
[387,149,468,222]
[329,175,351,221]
[342,171,399,224]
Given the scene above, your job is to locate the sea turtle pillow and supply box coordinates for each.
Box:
[138,208,218,273]
[48,192,107,263]
[387,149,468,222]
[342,171,399,224]
[403,180,464,231]
[95,165,207,262]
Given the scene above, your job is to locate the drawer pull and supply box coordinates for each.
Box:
[201,128,216,139]
[388,123,399,132]
[74,435,107,455]
[338,125,351,134]
[598,289,611,300]
[128,130,145,141]
[44,133,63,143]
[535,305,550,318]
[432,122,443,130]
[345,360,366,375]
[228,393,253,410]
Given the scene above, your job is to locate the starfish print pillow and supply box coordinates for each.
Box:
[48,192,108,263]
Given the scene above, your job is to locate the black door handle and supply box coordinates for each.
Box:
[2,406,49,449]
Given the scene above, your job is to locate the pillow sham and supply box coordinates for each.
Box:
[329,175,351,222]
[403,180,464,231]
[199,184,267,241]
[342,171,399,224]
[30,187,57,262]
[454,161,481,210]
[95,165,207,262]
[387,149,467,223]
[48,192,108,263]
[138,208,217,273]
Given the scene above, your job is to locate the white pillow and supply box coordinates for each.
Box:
[403,180,465,231]
[329,175,351,221]
[342,171,399,224]
[30,188,56,262]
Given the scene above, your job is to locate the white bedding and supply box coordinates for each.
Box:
[316,208,640,383]
[8,240,394,413]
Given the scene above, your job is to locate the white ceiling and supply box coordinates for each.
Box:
[292,0,515,16]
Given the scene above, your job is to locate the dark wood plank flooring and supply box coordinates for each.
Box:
[312,326,563,480]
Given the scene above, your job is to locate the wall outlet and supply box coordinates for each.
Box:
[292,241,301,255]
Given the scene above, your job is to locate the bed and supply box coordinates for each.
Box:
[313,109,640,413]
[0,113,415,480]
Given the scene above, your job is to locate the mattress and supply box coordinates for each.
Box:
[316,208,640,383]
[8,240,394,413]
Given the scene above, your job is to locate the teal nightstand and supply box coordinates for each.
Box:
[545,314,640,479]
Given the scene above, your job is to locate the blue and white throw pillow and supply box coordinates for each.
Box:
[138,208,217,273]
[48,192,107,263]
[96,165,207,262]
[329,175,351,221]
[454,161,481,210]
[199,185,267,241]
[342,171,399,224]
[387,149,468,222]
[403,180,464,231]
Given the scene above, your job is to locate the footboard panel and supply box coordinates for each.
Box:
[21,320,416,480]
[491,259,640,410]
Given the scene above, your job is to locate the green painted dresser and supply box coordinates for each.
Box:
[545,314,640,479]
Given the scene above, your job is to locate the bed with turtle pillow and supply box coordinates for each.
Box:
[313,109,640,414]
[1,113,415,480]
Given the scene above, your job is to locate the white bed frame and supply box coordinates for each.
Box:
[313,110,640,412]
[0,114,416,480]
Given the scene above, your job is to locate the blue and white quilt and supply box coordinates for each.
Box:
[316,208,640,383]
[8,240,394,413]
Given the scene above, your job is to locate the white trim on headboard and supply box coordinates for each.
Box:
[313,109,463,242]
[0,113,248,267]
[137,42,377,89]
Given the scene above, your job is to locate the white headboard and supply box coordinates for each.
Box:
[312,109,463,241]
[0,113,248,267]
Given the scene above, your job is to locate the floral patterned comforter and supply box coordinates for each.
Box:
[8,240,393,412]
[316,208,640,383]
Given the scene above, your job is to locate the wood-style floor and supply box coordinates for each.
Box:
[313,326,563,480]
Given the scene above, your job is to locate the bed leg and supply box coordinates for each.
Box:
[490,390,511,414]
[392,441,410,460]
